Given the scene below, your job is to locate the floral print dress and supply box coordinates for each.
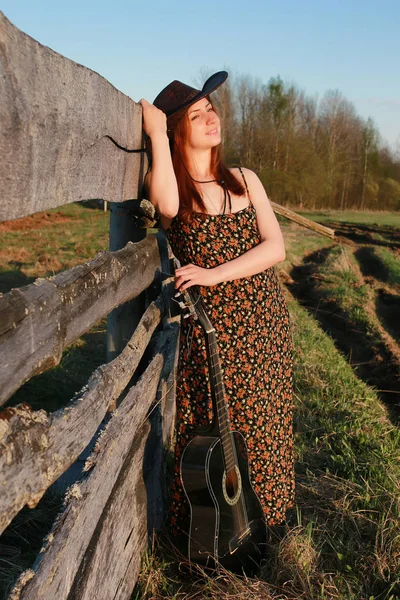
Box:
[166,169,294,535]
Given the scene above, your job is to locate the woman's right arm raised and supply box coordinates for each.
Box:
[140,99,179,223]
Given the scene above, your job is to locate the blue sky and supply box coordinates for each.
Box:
[2,0,399,150]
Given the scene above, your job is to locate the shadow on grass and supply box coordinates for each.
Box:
[376,289,400,344]
[0,489,63,600]
[0,266,35,294]
[5,321,107,414]
[354,246,391,282]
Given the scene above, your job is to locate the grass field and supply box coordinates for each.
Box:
[1,205,400,599]
[0,203,109,293]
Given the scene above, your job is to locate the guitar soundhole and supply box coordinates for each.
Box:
[222,466,242,506]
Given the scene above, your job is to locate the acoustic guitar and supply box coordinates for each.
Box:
[176,286,267,575]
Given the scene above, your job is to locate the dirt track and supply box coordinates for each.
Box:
[287,220,400,423]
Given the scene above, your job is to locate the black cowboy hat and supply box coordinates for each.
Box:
[153,71,228,133]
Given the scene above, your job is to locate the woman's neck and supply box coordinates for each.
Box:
[185,148,214,180]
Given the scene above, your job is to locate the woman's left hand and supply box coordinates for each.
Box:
[175,264,219,292]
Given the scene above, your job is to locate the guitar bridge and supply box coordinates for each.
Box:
[229,526,251,554]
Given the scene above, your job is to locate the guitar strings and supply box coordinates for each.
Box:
[140,318,195,424]
[158,270,206,312]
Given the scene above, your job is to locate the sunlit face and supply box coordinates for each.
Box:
[186,97,221,150]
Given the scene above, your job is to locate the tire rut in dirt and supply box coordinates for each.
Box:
[325,222,400,249]
[288,248,400,423]
[376,289,400,344]
[354,247,390,282]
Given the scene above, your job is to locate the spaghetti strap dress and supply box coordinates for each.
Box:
[166,168,294,535]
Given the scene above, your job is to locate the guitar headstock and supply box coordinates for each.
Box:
[174,286,214,333]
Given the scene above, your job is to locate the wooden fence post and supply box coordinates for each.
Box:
[106,201,147,364]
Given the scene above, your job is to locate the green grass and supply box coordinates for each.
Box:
[316,245,373,329]
[0,203,109,293]
[279,220,333,272]
[289,298,400,598]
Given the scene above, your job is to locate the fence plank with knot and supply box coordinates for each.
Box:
[0,296,166,535]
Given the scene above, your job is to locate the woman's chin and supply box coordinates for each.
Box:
[190,136,221,151]
[206,135,222,148]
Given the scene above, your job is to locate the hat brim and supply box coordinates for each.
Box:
[202,71,228,96]
[167,70,228,130]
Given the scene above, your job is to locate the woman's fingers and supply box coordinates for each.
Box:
[175,273,191,289]
[175,264,195,273]
[174,264,217,291]
[139,99,167,138]
[175,265,194,287]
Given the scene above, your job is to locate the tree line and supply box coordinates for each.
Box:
[214,74,400,211]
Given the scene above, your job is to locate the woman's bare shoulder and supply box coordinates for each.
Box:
[237,167,259,180]
[228,166,246,178]
[228,166,258,182]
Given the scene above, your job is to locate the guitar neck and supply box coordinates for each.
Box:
[206,330,238,473]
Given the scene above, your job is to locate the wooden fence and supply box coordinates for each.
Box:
[1,11,179,599]
[0,9,338,598]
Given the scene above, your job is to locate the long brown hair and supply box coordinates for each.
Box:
[169,98,245,223]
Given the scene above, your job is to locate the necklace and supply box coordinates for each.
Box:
[197,182,225,214]
[190,175,218,183]
[190,173,228,214]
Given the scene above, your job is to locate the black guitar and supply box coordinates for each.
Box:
[176,286,267,575]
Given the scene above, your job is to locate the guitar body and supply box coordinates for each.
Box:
[181,430,267,575]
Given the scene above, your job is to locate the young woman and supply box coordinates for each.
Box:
[140,71,294,538]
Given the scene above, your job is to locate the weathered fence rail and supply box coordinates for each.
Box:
[1,10,179,599]
[9,353,166,600]
[0,235,161,405]
[0,292,172,533]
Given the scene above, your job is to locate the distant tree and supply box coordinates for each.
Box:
[360,118,378,210]
[379,178,400,210]
[318,90,360,208]
[214,76,238,164]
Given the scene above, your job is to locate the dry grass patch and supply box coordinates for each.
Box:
[0,210,79,232]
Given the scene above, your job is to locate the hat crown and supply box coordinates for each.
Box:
[153,80,200,117]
